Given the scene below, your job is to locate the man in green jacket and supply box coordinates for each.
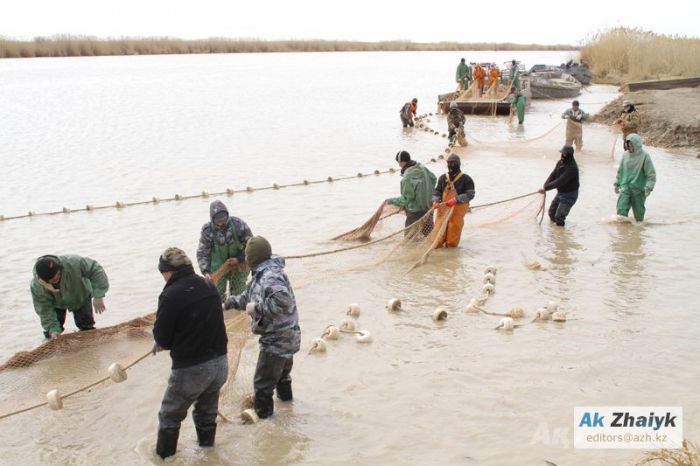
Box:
[387,150,437,233]
[30,255,109,339]
[456,58,472,91]
[614,133,656,222]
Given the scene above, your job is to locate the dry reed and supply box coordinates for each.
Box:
[581,27,700,83]
[0,35,575,59]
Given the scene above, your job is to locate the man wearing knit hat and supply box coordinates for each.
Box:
[153,247,228,459]
[30,254,109,339]
[431,154,475,247]
[387,150,437,232]
[197,200,253,301]
[224,236,301,422]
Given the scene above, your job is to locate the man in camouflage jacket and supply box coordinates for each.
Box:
[224,236,301,419]
[197,200,253,300]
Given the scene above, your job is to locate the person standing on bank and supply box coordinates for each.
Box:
[153,247,228,460]
[224,236,301,421]
[197,200,253,301]
[30,254,109,339]
[538,145,580,227]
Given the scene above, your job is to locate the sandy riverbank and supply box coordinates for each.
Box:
[593,87,700,152]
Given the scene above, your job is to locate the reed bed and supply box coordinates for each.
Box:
[581,27,700,83]
[0,35,575,59]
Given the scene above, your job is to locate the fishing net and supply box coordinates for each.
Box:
[0,272,253,422]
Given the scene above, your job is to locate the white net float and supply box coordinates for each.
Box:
[432,308,448,321]
[322,325,340,340]
[482,283,495,295]
[552,311,567,322]
[108,363,128,383]
[496,317,514,330]
[507,307,525,319]
[386,298,402,312]
[346,304,361,318]
[240,408,258,424]
[309,338,327,353]
[47,389,63,411]
[356,330,372,343]
[547,301,559,313]
[483,272,496,284]
[339,319,356,332]
[485,266,498,274]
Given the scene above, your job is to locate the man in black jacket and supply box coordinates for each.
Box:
[538,145,580,227]
[153,247,228,459]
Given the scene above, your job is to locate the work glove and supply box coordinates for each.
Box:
[432,201,440,209]
[93,297,106,314]
[226,258,239,266]
[151,343,163,356]
[538,187,545,194]
[445,198,457,207]
[614,186,620,194]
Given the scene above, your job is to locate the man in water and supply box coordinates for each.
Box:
[614,133,656,222]
[455,58,472,91]
[30,254,109,339]
[538,145,580,227]
[431,154,475,247]
[447,101,467,146]
[399,98,418,127]
[387,150,437,232]
[197,200,253,301]
[153,247,228,459]
[613,99,641,140]
[562,100,589,150]
[224,236,301,421]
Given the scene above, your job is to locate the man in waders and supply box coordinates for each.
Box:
[224,236,301,422]
[431,154,475,247]
[30,254,109,339]
[562,100,589,150]
[400,98,418,128]
[613,99,641,141]
[153,247,228,459]
[447,101,467,147]
[614,133,656,222]
[197,200,253,301]
[387,150,437,235]
[455,58,472,91]
[511,89,526,125]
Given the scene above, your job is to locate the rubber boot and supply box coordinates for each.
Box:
[196,425,216,447]
[254,392,274,419]
[276,380,293,402]
[156,427,179,459]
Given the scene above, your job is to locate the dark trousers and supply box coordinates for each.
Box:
[401,117,414,128]
[548,190,579,226]
[158,355,228,431]
[43,297,95,338]
[253,350,294,419]
[405,210,433,236]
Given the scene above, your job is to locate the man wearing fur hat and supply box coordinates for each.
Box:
[224,236,301,422]
[153,247,228,459]
[30,254,109,339]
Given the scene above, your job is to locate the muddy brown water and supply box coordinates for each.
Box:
[0,51,698,465]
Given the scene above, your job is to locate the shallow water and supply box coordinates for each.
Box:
[0,51,699,466]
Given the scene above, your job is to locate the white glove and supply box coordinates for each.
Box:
[93,297,106,314]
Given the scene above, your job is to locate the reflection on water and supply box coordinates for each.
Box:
[609,222,649,313]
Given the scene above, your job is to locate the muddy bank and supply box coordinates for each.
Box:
[593,87,700,151]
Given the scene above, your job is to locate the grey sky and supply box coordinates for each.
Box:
[1,0,697,44]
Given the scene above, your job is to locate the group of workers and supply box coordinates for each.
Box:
[30,204,301,459]
[455,58,512,97]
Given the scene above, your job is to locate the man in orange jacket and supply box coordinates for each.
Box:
[473,65,485,97]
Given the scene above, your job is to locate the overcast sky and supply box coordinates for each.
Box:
[1,0,697,45]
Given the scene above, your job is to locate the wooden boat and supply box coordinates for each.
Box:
[626,77,700,91]
[527,71,581,99]
[437,78,531,115]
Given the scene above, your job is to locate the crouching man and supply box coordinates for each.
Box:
[153,247,228,459]
[224,236,301,421]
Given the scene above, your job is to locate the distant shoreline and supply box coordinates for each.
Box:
[0,36,578,59]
